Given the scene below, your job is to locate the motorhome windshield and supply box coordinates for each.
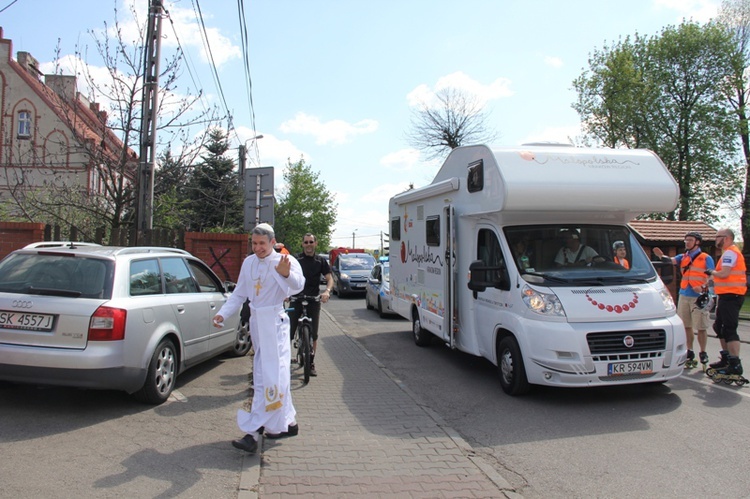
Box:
[504,224,657,285]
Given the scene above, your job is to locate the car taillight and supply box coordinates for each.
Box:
[88,306,127,341]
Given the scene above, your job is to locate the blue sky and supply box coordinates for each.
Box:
[0,0,721,249]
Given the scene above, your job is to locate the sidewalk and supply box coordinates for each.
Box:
[237,308,520,498]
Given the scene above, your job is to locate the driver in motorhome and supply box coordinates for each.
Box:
[554,229,599,267]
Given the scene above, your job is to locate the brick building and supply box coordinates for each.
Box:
[0,27,137,213]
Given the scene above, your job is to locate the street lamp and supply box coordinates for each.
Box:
[238,134,264,180]
[352,229,358,248]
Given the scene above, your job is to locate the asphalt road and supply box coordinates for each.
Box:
[0,353,252,498]
[2,294,750,498]
[328,293,750,498]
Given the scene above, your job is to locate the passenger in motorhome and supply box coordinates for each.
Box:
[554,229,599,267]
[513,238,533,271]
[612,241,629,269]
[653,231,714,369]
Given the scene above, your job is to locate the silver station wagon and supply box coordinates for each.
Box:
[0,242,248,404]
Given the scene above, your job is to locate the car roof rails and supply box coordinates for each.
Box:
[114,247,191,256]
[24,241,102,249]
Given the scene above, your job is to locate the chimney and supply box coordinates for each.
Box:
[44,74,78,102]
[16,51,42,80]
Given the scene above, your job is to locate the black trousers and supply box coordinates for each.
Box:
[713,293,744,343]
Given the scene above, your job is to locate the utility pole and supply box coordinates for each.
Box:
[135,0,164,245]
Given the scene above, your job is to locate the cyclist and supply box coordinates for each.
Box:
[289,233,333,377]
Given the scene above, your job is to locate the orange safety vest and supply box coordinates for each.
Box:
[614,257,630,269]
[679,251,709,291]
[714,244,747,295]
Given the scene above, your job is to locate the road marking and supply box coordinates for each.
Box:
[678,371,750,398]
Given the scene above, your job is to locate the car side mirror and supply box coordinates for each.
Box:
[225,281,237,292]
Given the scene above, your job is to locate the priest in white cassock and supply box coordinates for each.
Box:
[213,223,305,454]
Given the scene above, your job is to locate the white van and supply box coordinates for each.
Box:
[388,144,687,395]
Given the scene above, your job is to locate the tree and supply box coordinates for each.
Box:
[185,129,243,232]
[153,148,192,230]
[573,21,741,222]
[406,87,498,160]
[572,35,655,148]
[274,158,337,254]
[2,2,222,240]
[717,0,750,244]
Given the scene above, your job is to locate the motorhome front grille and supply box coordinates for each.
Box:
[586,329,666,354]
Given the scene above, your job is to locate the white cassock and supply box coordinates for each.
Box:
[217,251,305,435]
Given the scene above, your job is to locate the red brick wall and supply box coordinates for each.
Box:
[184,232,249,283]
[0,222,46,260]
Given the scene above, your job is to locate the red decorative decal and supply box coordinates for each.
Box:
[586,291,638,313]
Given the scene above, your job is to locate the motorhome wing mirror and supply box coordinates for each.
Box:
[651,257,674,285]
[468,260,491,292]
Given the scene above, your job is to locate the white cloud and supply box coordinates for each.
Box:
[361,182,413,204]
[520,124,582,146]
[108,0,241,68]
[543,55,564,68]
[653,0,719,23]
[407,71,513,108]
[279,112,378,145]
[380,148,422,171]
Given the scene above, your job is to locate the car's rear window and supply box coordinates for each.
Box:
[0,253,113,299]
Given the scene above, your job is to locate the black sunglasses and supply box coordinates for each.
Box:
[303,241,315,244]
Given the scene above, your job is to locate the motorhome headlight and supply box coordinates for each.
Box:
[522,285,566,317]
[660,288,676,312]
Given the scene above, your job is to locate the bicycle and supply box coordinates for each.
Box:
[288,295,320,384]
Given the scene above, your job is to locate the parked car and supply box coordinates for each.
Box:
[331,252,376,297]
[318,253,331,284]
[0,242,247,404]
[365,262,395,317]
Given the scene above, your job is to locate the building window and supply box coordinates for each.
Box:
[17,111,32,138]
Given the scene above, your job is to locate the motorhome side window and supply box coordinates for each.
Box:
[426,216,440,246]
[391,217,401,241]
[467,160,484,193]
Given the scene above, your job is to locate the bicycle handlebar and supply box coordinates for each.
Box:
[290,295,321,303]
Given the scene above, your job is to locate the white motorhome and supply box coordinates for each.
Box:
[388,144,687,395]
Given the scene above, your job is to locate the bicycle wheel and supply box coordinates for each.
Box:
[300,323,312,384]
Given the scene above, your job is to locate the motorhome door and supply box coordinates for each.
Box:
[444,205,456,349]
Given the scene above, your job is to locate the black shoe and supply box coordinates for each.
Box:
[310,364,317,377]
[699,351,709,365]
[231,434,258,453]
[265,424,299,439]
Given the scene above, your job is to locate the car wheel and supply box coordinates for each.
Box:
[133,338,177,404]
[229,321,252,357]
[497,336,530,396]
[412,311,431,347]
[378,298,386,318]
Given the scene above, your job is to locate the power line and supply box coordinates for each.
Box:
[162,6,211,116]
[191,0,238,143]
[0,0,19,14]
[235,0,261,167]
